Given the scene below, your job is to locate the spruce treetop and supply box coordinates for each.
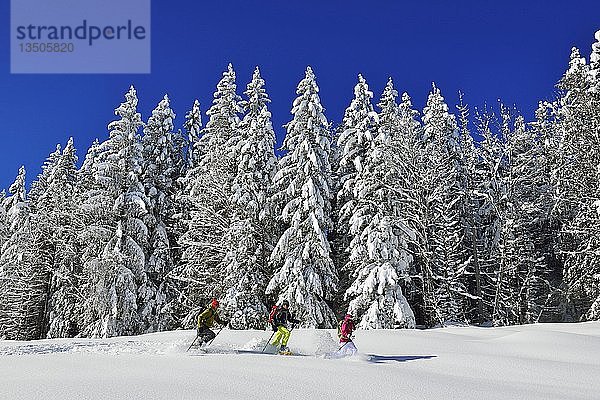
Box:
[184,100,202,142]
[206,63,242,130]
[242,66,271,117]
[8,166,26,204]
[109,85,143,142]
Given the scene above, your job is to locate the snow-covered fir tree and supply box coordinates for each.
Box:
[335,74,378,302]
[174,64,241,324]
[412,83,470,327]
[453,94,486,323]
[39,139,83,338]
[492,108,555,324]
[267,66,338,328]
[0,191,9,266]
[470,106,509,324]
[221,67,277,329]
[140,94,181,331]
[197,63,242,176]
[76,139,106,287]
[0,167,44,340]
[168,100,203,324]
[80,86,151,338]
[28,145,62,208]
[344,78,416,328]
[589,30,600,93]
[184,99,202,169]
[554,36,600,321]
[25,146,64,337]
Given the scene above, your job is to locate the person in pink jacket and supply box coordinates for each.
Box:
[334,314,358,357]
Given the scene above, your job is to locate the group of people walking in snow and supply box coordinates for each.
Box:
[194,299,358,357]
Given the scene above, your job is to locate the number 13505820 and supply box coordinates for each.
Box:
[19,42,74,53]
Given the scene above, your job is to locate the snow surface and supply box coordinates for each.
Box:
[1,322,599,400]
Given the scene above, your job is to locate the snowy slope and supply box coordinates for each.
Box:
[1,322,599,400]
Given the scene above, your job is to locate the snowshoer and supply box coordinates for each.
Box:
[197,299,228,345]
[331,314,358,358]
[270,300,299,354]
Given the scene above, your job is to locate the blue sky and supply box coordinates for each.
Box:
[0,0,598,189]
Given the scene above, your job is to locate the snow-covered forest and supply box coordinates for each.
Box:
[1,32,600,340]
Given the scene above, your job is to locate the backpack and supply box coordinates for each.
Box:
[268,305,279,324]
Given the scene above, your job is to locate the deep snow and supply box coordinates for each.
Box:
[1,322,598,400]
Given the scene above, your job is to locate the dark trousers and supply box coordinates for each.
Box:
[197,326,215,344]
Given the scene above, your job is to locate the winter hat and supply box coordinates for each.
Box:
[211,298,219,309]
[282,300,290,307]
[344,313,352,320]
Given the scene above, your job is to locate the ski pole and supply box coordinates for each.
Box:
[262,330,276,352]
[338,340,352,351]
[206,326,224,347]
[186,333,200,352]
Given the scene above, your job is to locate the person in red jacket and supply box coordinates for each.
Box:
[335,314,358,357]
[338,314,354,342]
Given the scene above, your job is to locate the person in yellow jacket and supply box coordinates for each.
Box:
[270,300,300,353]
[197,299,228,345]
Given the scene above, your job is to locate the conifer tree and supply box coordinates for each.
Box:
[268,67,338,328]
[222,67,277,329]
[344,78,416,328]
[174,65,241,324]
[184,100,202,169]
[497,112,555,324]
[0,167,44,340]
[28,145,62,208]
[335,75,378,300]
[413,83,470,326]
[555,37,600,321]
[140,94,181,331]
[41,139,83,337]
[454,94,485,322]
[469,106,508,323]
[81,86,151,337]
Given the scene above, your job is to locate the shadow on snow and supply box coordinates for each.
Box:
[366,354,437,364]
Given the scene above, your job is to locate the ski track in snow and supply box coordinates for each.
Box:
[0,329,339,358]
[1,323,599,400]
